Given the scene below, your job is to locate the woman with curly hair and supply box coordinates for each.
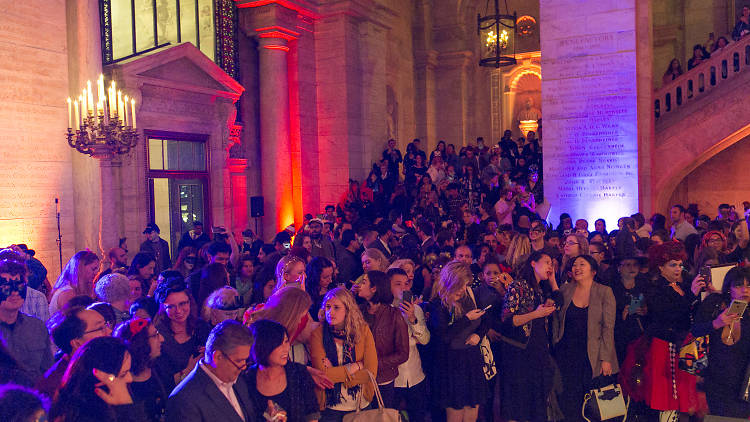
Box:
[309,287,378,421]
[113,318,166,422]
[428,261,490,422]
[639,241,707,417]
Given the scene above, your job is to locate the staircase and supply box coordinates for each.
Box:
[651,35,750,212]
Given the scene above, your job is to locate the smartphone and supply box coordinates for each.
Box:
[699,265,711,286]
[482,304,493,311]
[402,290,414,303]
[728,299,748,317]
[629,295,643,314]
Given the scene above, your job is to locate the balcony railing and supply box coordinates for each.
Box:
[655,35,750,120]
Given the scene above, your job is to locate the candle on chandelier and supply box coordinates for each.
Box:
[67,98,72,129]
[73,98,80,131]
[108,87,115,118]
[123,95,129,126]
[87,80,94,115]
[131,99,136,129]
[117,91,123,120]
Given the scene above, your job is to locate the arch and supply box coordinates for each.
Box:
[654,122,750,213]
[508,65,542,90]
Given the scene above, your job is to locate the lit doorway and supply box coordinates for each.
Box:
[147,133,210,258]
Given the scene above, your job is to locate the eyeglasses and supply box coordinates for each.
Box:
[565,241,579,246]
[220,351,248,372]
[184,257,198,264]
[591,250,605,255]
[83,324,108,335]
[164,300,190,312]
[147,329,162,339]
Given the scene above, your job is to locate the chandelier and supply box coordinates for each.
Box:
[478,0,517,68]
[66,75,139,159]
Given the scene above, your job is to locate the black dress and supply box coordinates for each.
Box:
[129,374,167,422]
[693,295,750,418]
[554,304,592,422]
[244,362,321,422]
[428,295,489,410]
[501,279,557,422]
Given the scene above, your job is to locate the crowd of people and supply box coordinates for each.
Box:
[662,6,750,85]
[1,134,750,422]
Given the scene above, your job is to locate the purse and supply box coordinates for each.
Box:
[479,336,497,380]
[582,381,629,422]
[465,287,497,380]
[343,370,402,422]
[678,335,709,375]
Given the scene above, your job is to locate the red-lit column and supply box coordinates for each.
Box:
[257,34,295,235]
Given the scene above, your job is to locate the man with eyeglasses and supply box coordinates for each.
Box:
[37,306,112,398]
[167,320,257,422]
[0,259,52,383]
[529,220,548,252]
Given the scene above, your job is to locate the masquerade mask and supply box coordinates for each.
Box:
[0,276,27,303]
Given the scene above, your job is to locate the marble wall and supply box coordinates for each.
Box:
[0,0,74,278]
[541,0,640,228]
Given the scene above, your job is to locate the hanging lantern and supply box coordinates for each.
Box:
[478,0,517,68]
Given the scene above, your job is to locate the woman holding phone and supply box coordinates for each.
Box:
[692,266,750,418]
[501,250,560,422]
[428,261,489,422]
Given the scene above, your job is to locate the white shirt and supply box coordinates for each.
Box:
[200,361,245,421]
[392,301,429,388]
[329,343,370,411]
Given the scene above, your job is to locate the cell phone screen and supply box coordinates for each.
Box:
[728,300,748,316]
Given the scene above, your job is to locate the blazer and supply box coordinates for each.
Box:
[309,324,379,411]
[552,281,619,377]
[166,365,255,422]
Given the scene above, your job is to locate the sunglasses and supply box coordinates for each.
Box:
[184,257,198,264]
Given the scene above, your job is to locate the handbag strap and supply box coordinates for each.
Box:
[352,369,387,412]
[582,387,630,422]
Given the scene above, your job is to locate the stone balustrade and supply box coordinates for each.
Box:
[655,35,750,120]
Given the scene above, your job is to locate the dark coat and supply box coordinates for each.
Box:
[166,365,256,422]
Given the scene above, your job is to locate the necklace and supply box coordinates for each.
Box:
[722,321,741,346]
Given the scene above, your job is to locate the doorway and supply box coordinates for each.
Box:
[147,133,210,259]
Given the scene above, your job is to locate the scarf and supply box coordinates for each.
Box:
[321,321,360,407]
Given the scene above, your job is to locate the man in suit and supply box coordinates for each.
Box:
[366,220,393,260]
[166,320,258,422]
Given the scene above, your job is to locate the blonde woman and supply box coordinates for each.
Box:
[275,254,307,292]
[249,286,318,364]
[351,248,389,291]
[428,261,489,422]
[309,287,378,421]
[505,233,531,274]
[49,251,101,315]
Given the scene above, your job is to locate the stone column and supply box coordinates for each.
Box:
[257,35,295,236]
[541,0,640,227]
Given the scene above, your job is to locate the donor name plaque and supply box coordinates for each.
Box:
[540,0,639,228]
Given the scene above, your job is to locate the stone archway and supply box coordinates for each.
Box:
[656,122,750,214]
[667,131,750,215]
